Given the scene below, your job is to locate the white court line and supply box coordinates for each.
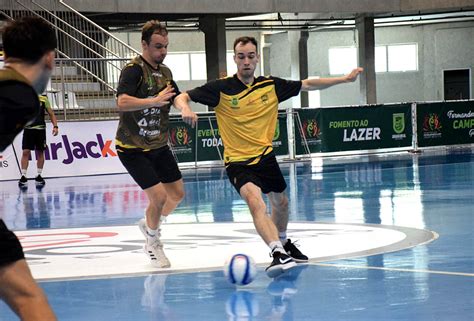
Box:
[313,262,474,277]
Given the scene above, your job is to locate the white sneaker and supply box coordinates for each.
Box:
[138,218,171,268]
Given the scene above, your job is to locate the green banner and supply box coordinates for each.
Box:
[168,118,196,163]
[417,101,474,147]
[295,109,322,155]
[273,114,289,156]
[195,117,224,162]
[170,113,288,163]
[295,104,411,153]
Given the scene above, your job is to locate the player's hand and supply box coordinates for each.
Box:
[52,126,59,136]
[152,85,176,107]
[345,67,363,82]
[182,108,198,128]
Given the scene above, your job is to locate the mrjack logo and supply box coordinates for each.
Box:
[41,134,117,164]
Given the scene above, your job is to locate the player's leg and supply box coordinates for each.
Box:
[227,162,296,277]
[268,192,308,262]
[19,148,31,187]
[153,146,184,218]
[20,149,31,172]
[0,260,57,321]
[161,178,185,216]
[118,149,170,267]
[33,129,47,186]
[0,219,56,321]
[240,182,279,244]
[268,191,289,234]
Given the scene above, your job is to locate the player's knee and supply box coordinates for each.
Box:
[275,196,288,210]
[169,189,185,204]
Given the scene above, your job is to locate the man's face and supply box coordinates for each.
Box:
[234,42,259,79]
[33,51,55,94]
[142,33,168,65]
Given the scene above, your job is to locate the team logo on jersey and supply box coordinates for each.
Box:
[261,94,269,104]
[230,97,239,109]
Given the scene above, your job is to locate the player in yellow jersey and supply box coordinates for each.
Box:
[19,94,58,188]
[175,36,362,277]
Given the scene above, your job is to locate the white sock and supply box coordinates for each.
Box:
[160,215,167,225]
[37,168,43,175]
[269,241,285,254]
[21,169,27,176]
[145,226,159,242]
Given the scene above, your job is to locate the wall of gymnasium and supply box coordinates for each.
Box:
[111,20,474,111]
[264,20,474,107]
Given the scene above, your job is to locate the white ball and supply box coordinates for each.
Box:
[224,254,257,286]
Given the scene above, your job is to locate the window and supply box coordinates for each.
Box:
[164,53,190,81]
[328,43,418,75]
[226,52,237,76]
[375,46,387,73]
[387,44,418,72]
[190,53,207,80]
[329,47,357,75]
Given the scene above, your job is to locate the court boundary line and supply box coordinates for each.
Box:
[313,262,474,277]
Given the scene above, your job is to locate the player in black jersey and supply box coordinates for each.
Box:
[0,16,57,321]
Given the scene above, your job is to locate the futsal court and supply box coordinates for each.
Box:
[0,148,473,321]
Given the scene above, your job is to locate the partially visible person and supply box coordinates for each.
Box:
[0,16,57,321]
[19,94,58,188]
[115,20,183,268]
[175,36,362,278]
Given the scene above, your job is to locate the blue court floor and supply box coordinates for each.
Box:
[0,148,473,320]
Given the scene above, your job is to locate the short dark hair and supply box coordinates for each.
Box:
[141,20,168,44]
[233,36,258,52]
[1,16,57,64]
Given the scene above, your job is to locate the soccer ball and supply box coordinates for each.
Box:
[224,254,257,286]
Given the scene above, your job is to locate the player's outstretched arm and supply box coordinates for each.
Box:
[301,67,363,91]
[174,92,198,128]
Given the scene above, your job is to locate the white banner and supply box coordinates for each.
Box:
[0,120,126,181]
[0,144,21,180]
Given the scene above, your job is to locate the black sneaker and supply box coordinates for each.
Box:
[283,239,308,263]
[18,175,28,188]
[35,175,45,186]
[265,251,297,278]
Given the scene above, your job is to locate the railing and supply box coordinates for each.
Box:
[0,0,139,98]
[47,58,130,121]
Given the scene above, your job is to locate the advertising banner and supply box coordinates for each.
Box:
[294,108,323,155]
[170,113,289,162]
[273,114,289,156]
[319,104,412,152]
[0,144,21,180]
[194,116,224,162]
[1,120,125,181]
[168,118,196,163]
[416,101,474,147]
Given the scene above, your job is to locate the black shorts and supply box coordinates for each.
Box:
[0,219,25,267]
[22,128,47,151]
[118,145,182,190]
[226,152,287,195]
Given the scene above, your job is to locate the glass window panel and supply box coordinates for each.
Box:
[329,47,357,75]
[190,53,207,80]
[164,53,190,81]
[375,46,387,73]
[226,52,237,76]
[388,44,418,72]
